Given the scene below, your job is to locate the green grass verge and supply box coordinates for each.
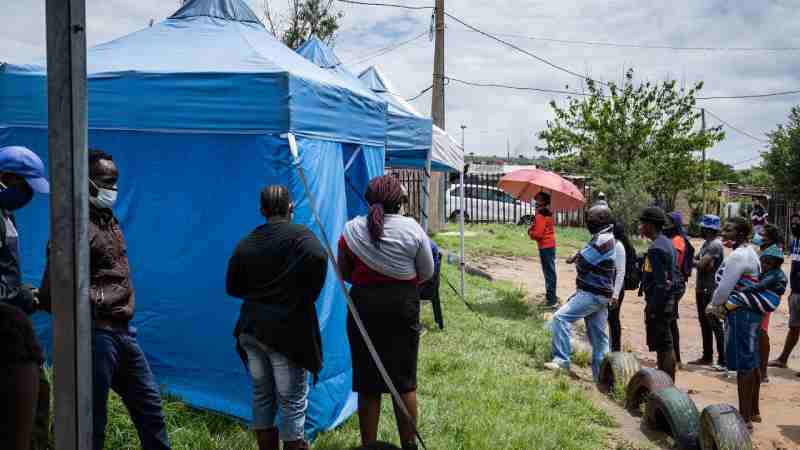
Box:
[434,224,590,259]
[49,235,619,449]
[435,224,648,261]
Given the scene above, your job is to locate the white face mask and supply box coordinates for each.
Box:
[90,180,118,209]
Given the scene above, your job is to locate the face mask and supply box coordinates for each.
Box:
[0,182,33,211]
[587,221,607,235]
[792,224,800,237]
[90,180,118,209]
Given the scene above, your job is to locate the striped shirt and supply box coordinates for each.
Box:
[575,226,617,297]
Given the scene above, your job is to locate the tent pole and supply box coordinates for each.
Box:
[46,0,93,448]
[459,125,466,299]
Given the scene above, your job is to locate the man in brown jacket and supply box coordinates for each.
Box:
[40,149,170,450]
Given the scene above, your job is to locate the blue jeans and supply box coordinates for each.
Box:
[539,247,557,305]
[93,328,170,450]
[239,334,309,441]
[550,290,610,380]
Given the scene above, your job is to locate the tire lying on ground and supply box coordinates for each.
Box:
[644,386,701,450]
[597,352,641,394]
[699,404,752,450]
[625,368,674,412]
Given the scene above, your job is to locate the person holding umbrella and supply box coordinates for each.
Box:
[528,192,557,307]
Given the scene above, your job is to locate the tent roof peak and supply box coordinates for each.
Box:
[170,0,263,25]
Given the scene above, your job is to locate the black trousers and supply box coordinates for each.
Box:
[608,291,625,352]
[670,286,687,363]
[696,289,726,365]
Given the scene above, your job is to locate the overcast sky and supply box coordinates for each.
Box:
[3,0,798,167]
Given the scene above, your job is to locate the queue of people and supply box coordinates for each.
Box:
[2,140,798,446]
[542,198,797,433]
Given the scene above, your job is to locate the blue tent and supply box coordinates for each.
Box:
[295,36,387,216]
[0,0,387,437]
[357,66,436,171]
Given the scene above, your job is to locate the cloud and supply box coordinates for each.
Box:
[3,0,798,167]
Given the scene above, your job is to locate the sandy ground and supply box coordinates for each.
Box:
[476,252,800,450]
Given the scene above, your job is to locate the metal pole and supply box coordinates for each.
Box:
[701,108,707,214]
[46,0,92,448]
[459,125,466,299]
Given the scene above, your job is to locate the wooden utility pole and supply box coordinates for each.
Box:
[46,0,93,448]
[425,0,446,232]
[701,108,707,214]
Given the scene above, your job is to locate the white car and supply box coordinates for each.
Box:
[445,184,534,225]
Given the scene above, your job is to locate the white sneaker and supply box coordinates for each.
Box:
[544,361,565,372]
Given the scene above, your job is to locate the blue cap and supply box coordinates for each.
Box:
[762,244,784,260]
[0,146,49,194]
[752,233,764,247]
[699,214,721,231]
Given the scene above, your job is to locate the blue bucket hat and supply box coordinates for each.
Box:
[762,244,784,261]
[0,146,50,194]
[699,214,721,231]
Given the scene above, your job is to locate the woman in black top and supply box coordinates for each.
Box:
[226,186,328,450]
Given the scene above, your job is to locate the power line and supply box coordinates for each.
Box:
[407,84,433,101]
[345,31,429,66]
[453,30,800,52]
[448,77,588,96]
[697,89,800,100]
[703,109,769,144]
[443,12,609,86]
[337,0,434,10]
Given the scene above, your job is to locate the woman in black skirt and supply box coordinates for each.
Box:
[338,175,435,450]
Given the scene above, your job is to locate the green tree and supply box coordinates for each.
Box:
[736,166,772,187]
[539,69,724,219]
[705,159,738,183]
[763,106,800,201]
[263,0,343,49]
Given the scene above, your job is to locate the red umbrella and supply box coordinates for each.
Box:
[498,168,586,210]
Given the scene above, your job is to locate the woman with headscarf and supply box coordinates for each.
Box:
[338,175,435,450]
[710,217,762,430]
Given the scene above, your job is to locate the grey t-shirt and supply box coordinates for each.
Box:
[697,238,724,293]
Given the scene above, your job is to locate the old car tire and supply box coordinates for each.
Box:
[645,386,701,450]
[625,368,674,412]
[699,404,752,450]
[597,352,641,394]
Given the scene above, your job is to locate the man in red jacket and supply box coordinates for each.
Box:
[529,192,557,307]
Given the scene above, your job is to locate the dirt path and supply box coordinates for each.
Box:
[477,254,800,450]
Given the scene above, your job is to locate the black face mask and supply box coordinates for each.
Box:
[792,223,800,237]
[0,183,33,211]
[587,221,608,235]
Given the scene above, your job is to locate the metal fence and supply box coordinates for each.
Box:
[769,192,800,248]
[388,169,588,226]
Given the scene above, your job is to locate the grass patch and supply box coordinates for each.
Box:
[435,224,648,261]
[435,224,590,259]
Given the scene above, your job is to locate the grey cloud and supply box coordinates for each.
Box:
[3,0,798,165]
